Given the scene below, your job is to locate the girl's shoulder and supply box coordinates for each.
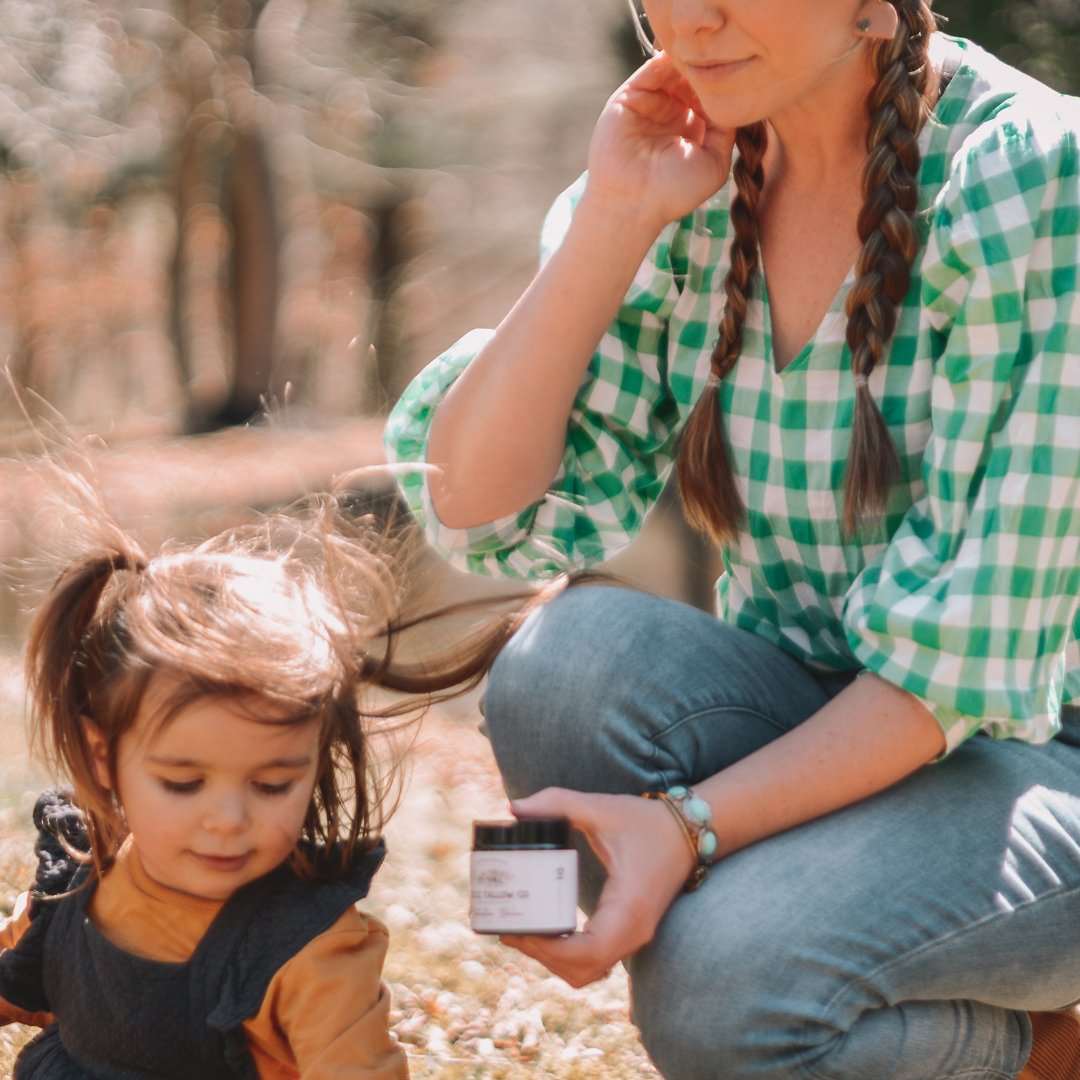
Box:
[205,839,388,1019]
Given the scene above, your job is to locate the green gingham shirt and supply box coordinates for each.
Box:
[385,36,1080,755]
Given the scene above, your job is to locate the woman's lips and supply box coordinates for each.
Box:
[683,56,756,79]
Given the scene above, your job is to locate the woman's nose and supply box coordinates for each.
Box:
[666,0,726,38]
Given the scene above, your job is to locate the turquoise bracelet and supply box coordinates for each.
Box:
[665,785,719,863]
[643,784,719,891]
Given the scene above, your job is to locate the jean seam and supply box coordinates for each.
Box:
[795,882,1080,1080]
[648,703,789,751]
[647,704,794,789]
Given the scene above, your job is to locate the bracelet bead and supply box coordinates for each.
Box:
[642,784,719,891]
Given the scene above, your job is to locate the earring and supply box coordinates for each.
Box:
[854,1,899,40]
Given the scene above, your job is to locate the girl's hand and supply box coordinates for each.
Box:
[500,787,696,988]
[584,53,736,232]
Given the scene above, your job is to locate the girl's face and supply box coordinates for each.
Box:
[641,0,869,129]
[90,678,322,901]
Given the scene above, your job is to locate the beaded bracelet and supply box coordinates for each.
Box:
[642,784,718,892]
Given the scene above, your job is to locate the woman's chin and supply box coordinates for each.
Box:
[690,93,769,133]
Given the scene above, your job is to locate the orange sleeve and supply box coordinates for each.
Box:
[243,909,408,1080]
[0,891,31,951]
[0,892,54,1029]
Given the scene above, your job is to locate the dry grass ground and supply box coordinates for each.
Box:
[0,653,660,1078]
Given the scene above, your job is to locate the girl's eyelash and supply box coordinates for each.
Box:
[158,778,294,795]
[161,778,202,794]
[254,781,293,796]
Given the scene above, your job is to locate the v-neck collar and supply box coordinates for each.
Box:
[758,34,968,378]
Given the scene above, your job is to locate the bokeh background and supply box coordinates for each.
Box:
[0,2,1077,1075]
[0,0,1077,637]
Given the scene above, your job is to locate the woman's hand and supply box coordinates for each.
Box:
[585,53,736,232]
[499,787,696,988]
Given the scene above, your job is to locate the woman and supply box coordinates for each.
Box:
[384,1,1080,1076]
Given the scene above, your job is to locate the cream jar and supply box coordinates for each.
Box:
[470,818,578,935]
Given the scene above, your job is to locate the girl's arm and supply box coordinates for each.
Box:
[246,911,408,1079]
[425,55,734,530]
[505,674,944,987]
[1,893,55,1028]
[0,892,31,953]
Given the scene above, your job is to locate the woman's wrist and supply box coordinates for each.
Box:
[574,185,670,256]
[640,795,699,885]
[643,786,720,891]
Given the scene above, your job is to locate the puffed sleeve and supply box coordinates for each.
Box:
[244,909,408,1079]
[843,103,1080,755]
[1,892,53,1028]
[383,173,685,579]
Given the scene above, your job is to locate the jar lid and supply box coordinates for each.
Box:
[472,817,571,850]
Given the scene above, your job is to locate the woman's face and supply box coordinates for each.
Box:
[641,0,870,129]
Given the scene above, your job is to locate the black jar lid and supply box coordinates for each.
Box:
[473,817,571,850]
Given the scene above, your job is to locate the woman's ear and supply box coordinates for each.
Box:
[82,718,112,791]
[854,0,900,40]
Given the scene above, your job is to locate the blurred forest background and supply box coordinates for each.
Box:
[0,0,1077,638]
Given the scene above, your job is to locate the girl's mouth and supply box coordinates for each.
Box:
[193,852,252,872]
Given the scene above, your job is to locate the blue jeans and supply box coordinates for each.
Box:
[482,585,1080,1080]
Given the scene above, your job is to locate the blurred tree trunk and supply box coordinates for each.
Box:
[221,115,279,424]
[175,0,281,432]
[366,187,410,410]
[168,110,202,411]
[169,0,221,427]
[4,177,38,403]
[217,0,279,425]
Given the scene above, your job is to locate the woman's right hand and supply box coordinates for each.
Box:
[585,53,736,232]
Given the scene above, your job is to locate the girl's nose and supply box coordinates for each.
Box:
[203,790,250,835]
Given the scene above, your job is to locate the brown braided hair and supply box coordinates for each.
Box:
[676,0,939,543]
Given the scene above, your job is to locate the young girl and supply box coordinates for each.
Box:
[0,473,560,1079]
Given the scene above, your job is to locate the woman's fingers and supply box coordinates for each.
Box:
[511,787,618,870]
[628,52,708,115]
[500,849,667,986]
[500,792,698,986]
[500,931,614,988]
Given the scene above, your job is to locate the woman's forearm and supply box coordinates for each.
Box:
[698,674,947,857]
[426,192,663,529]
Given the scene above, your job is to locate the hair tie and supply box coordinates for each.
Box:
[853,373,870,389]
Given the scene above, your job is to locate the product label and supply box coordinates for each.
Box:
[470,849,578,934]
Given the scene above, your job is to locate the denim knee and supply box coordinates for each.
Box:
[483,584,687,797]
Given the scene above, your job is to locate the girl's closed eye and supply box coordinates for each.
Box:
[160,777,203,795]
[253,780,295,797]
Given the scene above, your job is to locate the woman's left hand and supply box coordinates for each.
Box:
[499,787,697,987]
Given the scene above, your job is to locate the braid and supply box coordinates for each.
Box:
[843,0,937,533]
[676,122,768,544]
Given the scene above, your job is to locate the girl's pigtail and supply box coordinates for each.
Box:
[25,541,147,870]
[375,571,610,700]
